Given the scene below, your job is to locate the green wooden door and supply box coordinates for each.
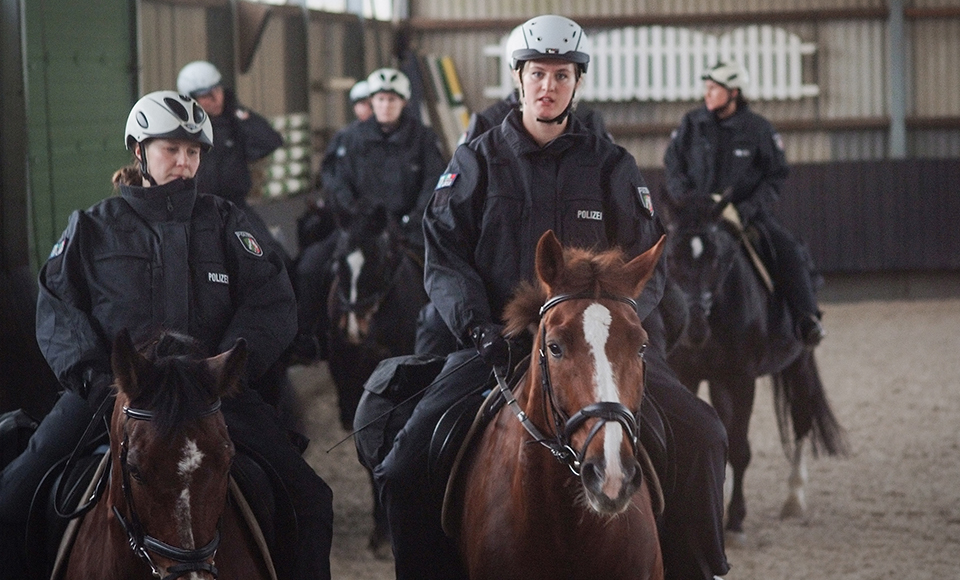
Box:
[25,0,137,268]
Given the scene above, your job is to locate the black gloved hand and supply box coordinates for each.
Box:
[471,323,511,369]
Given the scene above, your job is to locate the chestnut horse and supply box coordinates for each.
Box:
[454,231,665,580]
[61,331,273,580]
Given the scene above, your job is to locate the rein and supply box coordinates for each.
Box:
[497,292,643,476]
[113,399,224,580]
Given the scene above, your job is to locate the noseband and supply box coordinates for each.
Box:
[497,292,644,476]
[114,399,224,580]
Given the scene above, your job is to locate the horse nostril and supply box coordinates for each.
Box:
[626,459,643,488]
[581,461,604,491]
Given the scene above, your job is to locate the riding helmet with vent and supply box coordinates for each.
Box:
[511,14,590,74]
[701,61,750,90]
[176,60,223,98]
[349,79,371,104]
[367,68,411,101]
[124,90,213,152]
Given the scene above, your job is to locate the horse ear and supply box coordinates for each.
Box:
[206,338,248,398]
[625,235,666,296]
[534,230,565,290]
[111,328,147,399]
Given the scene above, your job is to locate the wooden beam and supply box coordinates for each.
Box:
[608,116,960,138]
[406,9,890,33]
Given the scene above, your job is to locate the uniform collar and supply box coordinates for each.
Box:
[120,178,198,223]
[501,109,580,157]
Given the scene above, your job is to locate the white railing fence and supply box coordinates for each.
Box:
[484,24,819,102]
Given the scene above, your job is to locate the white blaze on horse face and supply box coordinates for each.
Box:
[582,303,626,496]
[346,249,365,341]
[175,438,204,548]
[691,236,704,260]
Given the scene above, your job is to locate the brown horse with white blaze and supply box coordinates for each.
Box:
[61,331,272,580]
[456,230,665,580]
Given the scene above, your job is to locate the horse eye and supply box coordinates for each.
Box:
[128,465,144,483]
[548,342,562,358]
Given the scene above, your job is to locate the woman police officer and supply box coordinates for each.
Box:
[0,91,332,580]
[354,15,730,580]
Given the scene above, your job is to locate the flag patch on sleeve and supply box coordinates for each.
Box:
[637,186,655,218]
[235,231,263,256]
[436,172,458,189]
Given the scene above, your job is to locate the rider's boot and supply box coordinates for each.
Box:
[796,311,826,347]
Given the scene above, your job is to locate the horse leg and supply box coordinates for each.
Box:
[708,376,756,544]
[780,438,808,519]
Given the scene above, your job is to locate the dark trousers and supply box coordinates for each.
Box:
[357,311,731,580]
[755,216,820,318]
[0,389,332,580]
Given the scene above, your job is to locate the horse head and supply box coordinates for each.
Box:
[504,231,664,516]
[663,192,741,348]
[107,329,246,579]
[330,204,403,345]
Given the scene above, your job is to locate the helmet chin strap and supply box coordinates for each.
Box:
[517,63,578,125]
[137,143,158,186]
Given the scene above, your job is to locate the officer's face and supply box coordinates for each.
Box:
[704,80,737,118]
[371,92,405,126]
[353,99,373,122]
[194,86,225,117]
[517,60,579,121]
[139,138,202,186]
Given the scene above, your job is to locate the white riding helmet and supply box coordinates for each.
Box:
[349,80,371,103]
[124,90,213,152]
[367,68,411,101]
[511,14,590,74]
[702,61,750,90]
[177,60,223,98]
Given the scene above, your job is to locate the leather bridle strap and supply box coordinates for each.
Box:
[114,399,224,579]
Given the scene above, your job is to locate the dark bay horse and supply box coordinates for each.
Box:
[453,231,664,579]
[662,194,847,542]
[61,331,272,579]
[326,205,427,553]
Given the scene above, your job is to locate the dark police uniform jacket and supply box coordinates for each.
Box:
[36,177,296,399]
[322,108,446,245]
[424,110,665,344]
[663,102,788,224]
[196,89,283,207]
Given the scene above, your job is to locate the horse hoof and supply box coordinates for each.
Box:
[725,529,747,549]
[780,494,807,519]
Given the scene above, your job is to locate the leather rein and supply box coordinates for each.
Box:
[495,292,645,476]
[113,399,224,580]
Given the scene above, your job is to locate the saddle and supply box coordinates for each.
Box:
[433,357,673,538]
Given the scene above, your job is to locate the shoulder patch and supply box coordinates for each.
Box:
[48,237,67,259]
[435,172,458,190]
[636,186,655,218]
[235,231,263,256]
[773,132,785,152]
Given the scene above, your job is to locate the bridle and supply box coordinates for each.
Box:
[113,399,224,580]
[496,292,645,476]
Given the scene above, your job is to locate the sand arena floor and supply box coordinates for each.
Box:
[289,297,960,579]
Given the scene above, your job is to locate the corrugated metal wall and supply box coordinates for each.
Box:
[407,0,960,167]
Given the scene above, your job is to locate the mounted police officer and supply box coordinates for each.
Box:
[355,15,730,580]
[664,61,826,347]
[0,91,332,580]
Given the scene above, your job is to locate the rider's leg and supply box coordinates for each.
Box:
[222,388,333,580]
[643,310,731,580]
[761,219,825,346]
[0,391,94,574]
[371,349,486,580]
[292,234,338,361]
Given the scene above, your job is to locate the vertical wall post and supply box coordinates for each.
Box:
[888,0,907,159]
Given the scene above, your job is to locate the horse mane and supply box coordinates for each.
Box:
[502,244,636,337]
[130,331,220,438]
